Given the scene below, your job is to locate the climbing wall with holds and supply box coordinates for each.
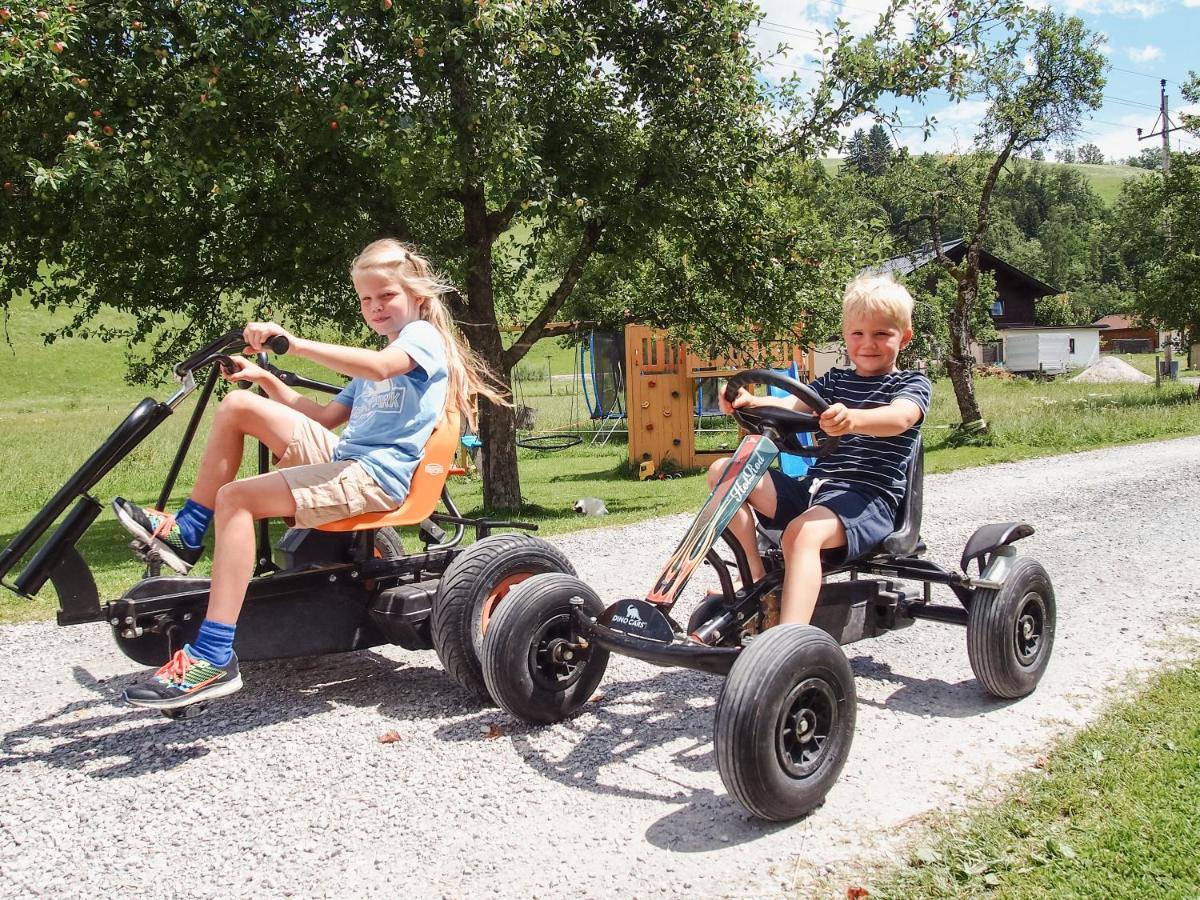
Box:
[624,325,812,471]
[624,326,694,469]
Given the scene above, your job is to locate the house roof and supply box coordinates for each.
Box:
[1091,314,1143,330]
[999,324,1101,331]
[872,239,1061,297]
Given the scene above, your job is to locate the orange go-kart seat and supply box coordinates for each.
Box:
[317,411,463,533]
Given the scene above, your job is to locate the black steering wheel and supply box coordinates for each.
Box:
[723,369,840,459]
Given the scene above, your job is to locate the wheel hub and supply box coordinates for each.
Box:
[1013,592,1046,664]
[777,677,838,779]
[529,613,588,691]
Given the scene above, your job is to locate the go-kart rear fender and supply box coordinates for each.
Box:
[961,522,1034,574]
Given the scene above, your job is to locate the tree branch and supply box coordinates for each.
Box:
[486,196,524,240]
[503,219,602,370]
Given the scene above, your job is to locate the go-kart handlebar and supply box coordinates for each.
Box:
[174,330,290,378]
[722,368,840,459]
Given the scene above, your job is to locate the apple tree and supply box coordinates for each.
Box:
[2,0,1022,508]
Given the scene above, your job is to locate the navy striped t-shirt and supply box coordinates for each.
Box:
[804,367,932,507]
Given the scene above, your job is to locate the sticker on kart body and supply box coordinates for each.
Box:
[600,599,674,644]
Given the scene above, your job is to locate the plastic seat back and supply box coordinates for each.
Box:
[876,434,923,557]
[317,411,461,533]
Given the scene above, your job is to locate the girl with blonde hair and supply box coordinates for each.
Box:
[111,238,503,711]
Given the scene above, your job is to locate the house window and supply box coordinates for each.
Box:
[1069,338,1076,354]
[991,300,1004,316]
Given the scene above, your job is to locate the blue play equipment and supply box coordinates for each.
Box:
[768,361,813,478]
[578,330,625,420]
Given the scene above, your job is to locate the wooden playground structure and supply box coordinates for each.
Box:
[623,325,814,471]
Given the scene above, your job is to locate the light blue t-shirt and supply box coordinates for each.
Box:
[332,320,449,503]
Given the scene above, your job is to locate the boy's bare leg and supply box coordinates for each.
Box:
[706,458,780,585]
[190,392,305,508]
[778,507,846,625]
[205,472,297,624]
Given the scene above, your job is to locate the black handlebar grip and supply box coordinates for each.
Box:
[215,354,253,389]
[268,335,289,355]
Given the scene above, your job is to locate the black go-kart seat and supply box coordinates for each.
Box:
[755,435,925,567]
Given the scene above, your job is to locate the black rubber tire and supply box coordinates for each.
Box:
[686,594,728,636]
[114,628,178,667]
[714,625,856,822]
[432,534,575,701]
[373,527,404,559]
[481,572,610,724]
[967,556,1055,699]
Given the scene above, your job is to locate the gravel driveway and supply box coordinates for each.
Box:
[3,437,1200,898]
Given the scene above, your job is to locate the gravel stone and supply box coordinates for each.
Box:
[2,436,1199,898]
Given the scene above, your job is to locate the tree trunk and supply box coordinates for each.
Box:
[947,282,987,431]
[478,379,522,511]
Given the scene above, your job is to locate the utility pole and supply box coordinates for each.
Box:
[1137,79,1184,378]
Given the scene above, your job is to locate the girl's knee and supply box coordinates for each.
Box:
[214,481,248,514]
[216,388,258,420]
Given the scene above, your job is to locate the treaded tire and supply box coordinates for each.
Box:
[967,556,1055,699]
[686,594,728,636]
[714,625,856,822]
[481,573,610,724]
[432,534,575,701]
[373,528,404,559]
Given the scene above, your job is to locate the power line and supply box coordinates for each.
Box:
[1108,65,1168,81]
[1103,94,1160,110]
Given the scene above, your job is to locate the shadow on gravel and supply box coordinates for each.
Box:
[0,650,484,779]
[435,667,787,847]
[436,668,721,796]
[848,655,1018,717]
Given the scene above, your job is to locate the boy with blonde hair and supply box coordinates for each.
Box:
[712,273,932,626]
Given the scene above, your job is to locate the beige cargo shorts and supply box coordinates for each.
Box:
[275,416,399,529]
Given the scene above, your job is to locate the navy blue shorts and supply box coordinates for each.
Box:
[757,470,899,561]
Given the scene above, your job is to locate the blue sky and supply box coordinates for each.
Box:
[749,0,1200,162]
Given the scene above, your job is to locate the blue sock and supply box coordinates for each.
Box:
[174,499,213,549]
[190,619,236,666]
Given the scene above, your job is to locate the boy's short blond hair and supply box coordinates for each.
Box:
[842,274,914,332]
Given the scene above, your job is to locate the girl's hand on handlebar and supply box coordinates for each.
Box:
[819,403,856,436]
[242,321,293,353]
[221,355,268,385]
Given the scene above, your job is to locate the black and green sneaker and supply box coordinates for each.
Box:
[124,646,242,710]
[112,497,204,574]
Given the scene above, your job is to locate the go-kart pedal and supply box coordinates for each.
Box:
[161,703,209,720]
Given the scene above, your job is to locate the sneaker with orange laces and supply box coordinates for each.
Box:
[111,497,204,574]
[123,646,242,710]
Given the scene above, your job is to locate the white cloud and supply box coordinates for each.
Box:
[1052,0,1165,16]
[1047,104,1200,163]
[750,0,915,84]
[1126,45,1162,63]
[1183,0,1200,7]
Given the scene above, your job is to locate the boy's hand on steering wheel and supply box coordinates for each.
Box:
[242,321,293,353]
[719,386,758,415]
[819,403,856,436]
[221,355,268,385]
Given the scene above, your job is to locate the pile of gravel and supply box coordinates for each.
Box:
[1070,355,1153,383]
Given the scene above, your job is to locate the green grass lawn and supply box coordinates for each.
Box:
[871,662,1200,899]
[1111,352,1200,379]
[2,296,1198,623]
